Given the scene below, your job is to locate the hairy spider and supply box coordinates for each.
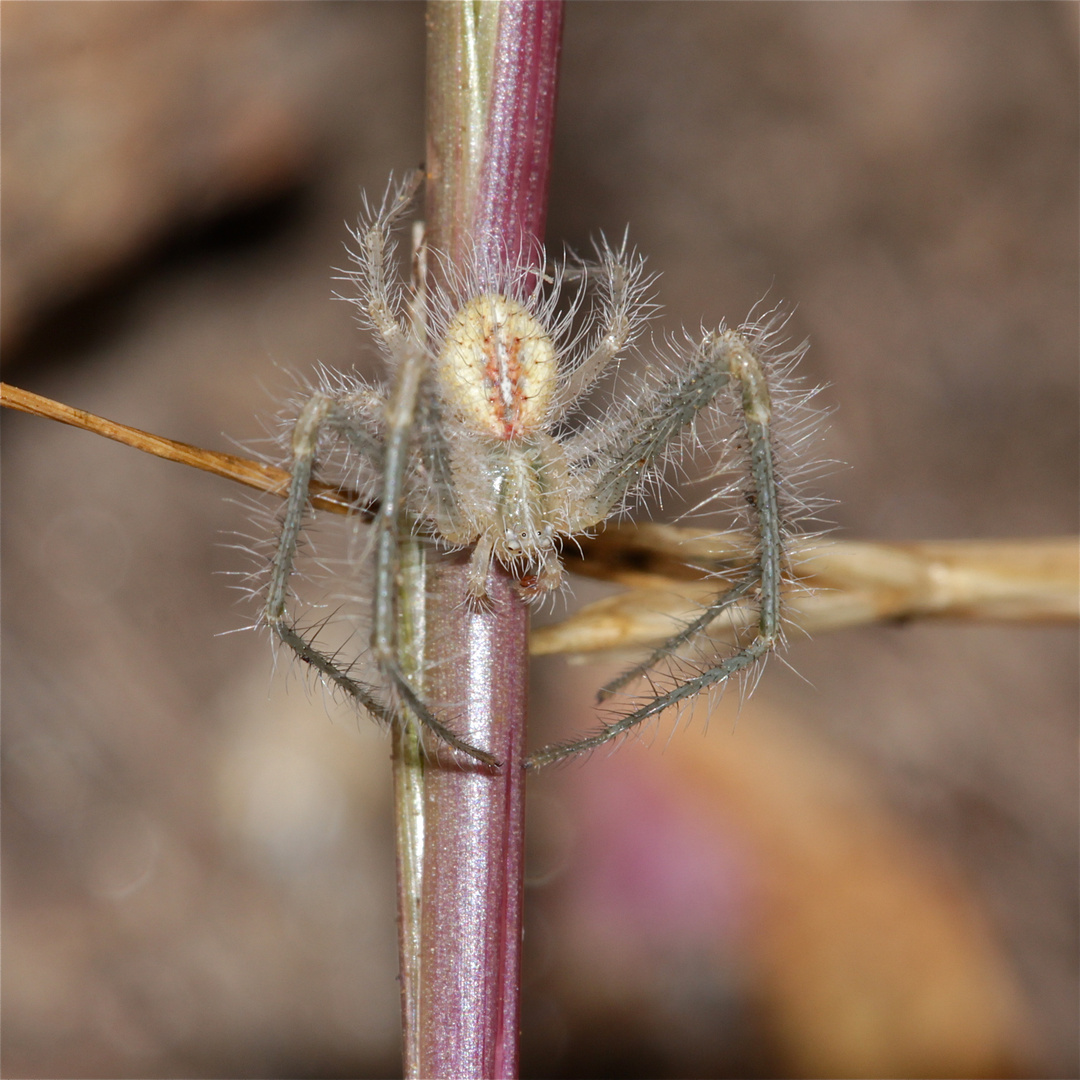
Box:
[264,174,804,769]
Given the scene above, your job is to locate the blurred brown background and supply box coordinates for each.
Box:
[2,3,1077,1078]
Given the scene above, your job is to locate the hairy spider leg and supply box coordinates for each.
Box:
[527,329,783,768]
[595,568,761,703]
[404,221,467,556]
[265,393,391,724]
[266,177,496,767]
[367,337,496,766]
[359,180,499,768]
[558,237,651,411]
[266,391,495,765]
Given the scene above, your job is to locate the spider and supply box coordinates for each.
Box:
[264,174,793,770]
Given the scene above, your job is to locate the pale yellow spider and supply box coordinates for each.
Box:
[265,175,800,769]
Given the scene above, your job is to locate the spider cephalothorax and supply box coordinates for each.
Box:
[264,175,810,768]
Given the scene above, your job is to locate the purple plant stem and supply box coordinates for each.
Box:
[418,557,530,1080]
[394,4,563,1078]
[426,0,563,273]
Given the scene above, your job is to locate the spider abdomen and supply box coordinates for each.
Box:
[437,294,556,441]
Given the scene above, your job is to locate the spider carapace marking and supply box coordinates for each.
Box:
[439,294,555,441]
[435,292,567,599]
[263,175,818,769]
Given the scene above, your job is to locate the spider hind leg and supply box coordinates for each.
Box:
[595,566,763,704]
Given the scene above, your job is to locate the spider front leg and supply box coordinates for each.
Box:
[558,236,653,410]
[266,393,393,725]
[368,339,500,768]
[527,328,784,768]
[345,177,499,767]
[267,386,496,766]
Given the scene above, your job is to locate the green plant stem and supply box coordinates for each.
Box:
[392,541,429,1077]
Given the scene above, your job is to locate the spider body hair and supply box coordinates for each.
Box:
[258,175,826,767]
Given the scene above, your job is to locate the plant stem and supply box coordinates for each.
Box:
[392,542,429,1077]
[391,4,563,1078]
[417,557,530,1080]
[425,0,562,269]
